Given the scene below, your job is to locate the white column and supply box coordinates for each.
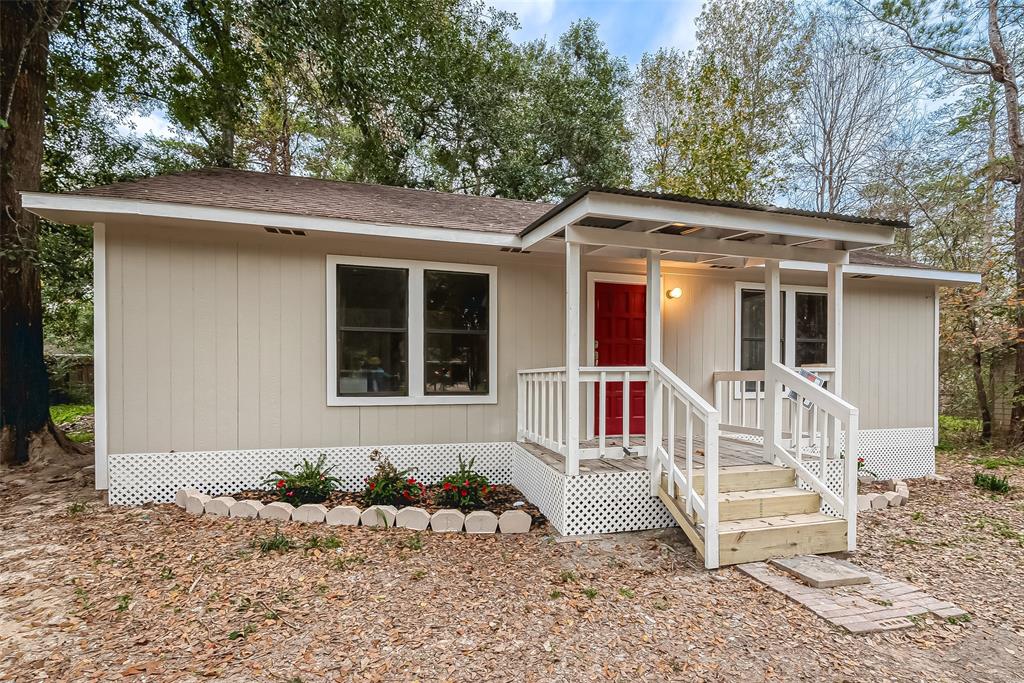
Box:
[565,241,582,476]
[763,260,782,463]
[93,222,108,490]
[645,251,662,484]
[827,263,843,396]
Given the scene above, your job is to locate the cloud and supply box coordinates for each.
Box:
[651,0,701,53]
[118,110,173,138]
[490,0,557,28]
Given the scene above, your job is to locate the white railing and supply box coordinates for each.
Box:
[766,361,858,551]
[649,360,721,569]
[713,367,835,441]
[517,367,567,454]
[580,365,649,458]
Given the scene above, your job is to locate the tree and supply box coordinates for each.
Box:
[1,0,79,466]
[861,0,1024,441]
[789,9,913,213]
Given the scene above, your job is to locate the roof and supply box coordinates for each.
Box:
[519,186,912,236]
[69,167,552,235]
[59,168,934,270]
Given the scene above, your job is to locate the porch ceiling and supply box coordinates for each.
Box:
[521,189,901,265]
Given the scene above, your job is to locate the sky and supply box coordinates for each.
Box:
[491,0,701,62]
[124,0,702,138]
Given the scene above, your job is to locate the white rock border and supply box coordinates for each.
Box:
[173,489,534,534]
[859,480,911,512]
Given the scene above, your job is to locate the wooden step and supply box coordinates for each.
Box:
[691,464,795,494]
[716,487,821,522]
[716,513,847,565]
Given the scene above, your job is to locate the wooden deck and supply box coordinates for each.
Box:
[518,434,767,476]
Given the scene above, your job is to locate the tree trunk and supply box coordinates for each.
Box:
[972,344,993,442]
[1,1,77,466]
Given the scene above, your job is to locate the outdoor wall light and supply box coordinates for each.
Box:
[666,287,683,300]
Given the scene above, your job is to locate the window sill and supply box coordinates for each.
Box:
[327,394,497,407]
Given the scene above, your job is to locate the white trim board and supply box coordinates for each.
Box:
[778,259,980,286]
[93,222,108,489]
[325,255,498,406]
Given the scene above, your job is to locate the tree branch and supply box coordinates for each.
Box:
[126,0,214,82]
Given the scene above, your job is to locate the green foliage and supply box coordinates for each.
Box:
[582,587,599,599]
[302,534,342,551]
[67,501,89,516]
[50,404,93,425]
[363,450,424,507]
[938,415,983,451]
[974,456,1024,469]
[115,594,132,612]
[973,472,1011,494]
[435,456,490,511]
[263,455,341,505]
[253,530,293,554]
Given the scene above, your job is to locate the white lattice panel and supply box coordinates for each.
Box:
[510,444,566,533]
[798,459,846,517]
[109,442,516,506]
[563,470,675,536]
[845,428,935,480]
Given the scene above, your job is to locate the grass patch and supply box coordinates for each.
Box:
[302,534,342,551]
[549,590,564,599]
[937,415,982,451]
[402,533,424,551]
[946,613,972,624]
[971,516,1024,544]
[581,587,599,599]
[911,511,924,522]
[67,501,89,516]
[618,587,635,599]
[253,531,293,554]
[115,594,132,612]
[331,554,366,571]
[557,570,577,584]
[973,472,1011,494]
[974,456,1024,470]
[66,431,94,443]
[50,403,93,425]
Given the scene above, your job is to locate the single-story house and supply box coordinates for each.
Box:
[23,169,979,568]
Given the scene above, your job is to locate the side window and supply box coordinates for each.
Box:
[336,265,408,396]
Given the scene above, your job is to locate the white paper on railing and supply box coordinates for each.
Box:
[786,368,825,407]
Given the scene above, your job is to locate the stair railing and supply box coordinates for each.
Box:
[517,367,567,454]
[766,361,859,551]
[648,360,721,569]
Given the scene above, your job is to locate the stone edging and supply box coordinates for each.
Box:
[857,479,911,512]
[174,489,532,534]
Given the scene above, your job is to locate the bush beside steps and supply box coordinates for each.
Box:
[175,488,531,534]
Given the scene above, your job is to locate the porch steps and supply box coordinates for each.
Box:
[659,466,847,567]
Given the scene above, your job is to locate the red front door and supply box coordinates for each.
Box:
[594,282,646,437]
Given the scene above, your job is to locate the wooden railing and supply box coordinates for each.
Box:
[649,360,721,569]
[713,367,835,441]
[766,361,858,551]
[517,367,567,454]
[580,365,648,458]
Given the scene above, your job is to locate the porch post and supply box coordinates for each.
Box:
[565,240,582,476]
[763,260,782,464]
[645,251,662,484]
[827,263,843,396]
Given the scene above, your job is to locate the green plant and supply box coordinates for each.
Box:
[618,587,635,598]
[911,511,924,522]
[946,613,971,624]
[228,623,255,640]
[263,455,341,505]
[253,531,293,554]
[973,472,1011,494]
[331,554,366,571]
[549,590,563,599]
[558,570,577,584]
[435,455,490,511]
[363,449,424,507]
[402,533,424,551]
[303,534,342,551]
[582,587,598,599]
[855,456,877,479]
[160,567,174,580]
[66,501,88,516]
[974,455,1024,469]
[115,594,132,612]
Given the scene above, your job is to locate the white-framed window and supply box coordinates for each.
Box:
[734,282,829,382]
[326,255,497,406]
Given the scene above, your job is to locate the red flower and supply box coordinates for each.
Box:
[460,489,468,497]
[368,482,376,490]
[402,490,411,499]
[857,457,865,463]
[481,486,488,496]
[463,480,469,487]
[443,482,452,491]
[276,479,286,489]
[407,478,416,485]
[286,491,294,497]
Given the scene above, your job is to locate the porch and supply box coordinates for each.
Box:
[514,189,896,568]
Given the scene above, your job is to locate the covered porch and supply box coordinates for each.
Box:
[513,189,900,568]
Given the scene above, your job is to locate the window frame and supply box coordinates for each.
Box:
[733,282,832,396]
[326,255,497,406]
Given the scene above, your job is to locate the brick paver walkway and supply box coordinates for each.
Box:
[738,558,968,634]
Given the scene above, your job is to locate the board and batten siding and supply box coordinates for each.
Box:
[103,220,937,455]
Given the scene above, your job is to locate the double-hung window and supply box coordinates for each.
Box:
[736,283,829,390]
[327,256,497,405]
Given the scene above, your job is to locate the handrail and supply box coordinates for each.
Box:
[651,361,717,415]
[518,366,566,375]
[770,362,854,420]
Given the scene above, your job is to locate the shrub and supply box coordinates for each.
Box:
[973,472,1011,494]
[263,455,341,505]
[363,449,424,507]
[435,455,490,511]
[253,530,293,554]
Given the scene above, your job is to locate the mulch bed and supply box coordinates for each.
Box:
[233,483,546,525]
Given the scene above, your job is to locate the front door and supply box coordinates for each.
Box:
[594,281,646,437]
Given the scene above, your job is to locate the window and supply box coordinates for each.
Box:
[736,284,829,380]
[327,256,497,406]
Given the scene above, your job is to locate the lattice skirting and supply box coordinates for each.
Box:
[847,427,935,480]
[108,443,516,507]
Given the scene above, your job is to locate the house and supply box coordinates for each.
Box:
[23,168,979,567]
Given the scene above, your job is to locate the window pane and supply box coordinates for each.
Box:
[795,293,827,344]
[424,270,489,395]
[739,289,784,370]
[796,341,827,367]
[337,330,407,396]
[425,270,489,331]
[740,290,764,340]
[425,332,488,394]
[337,265,407,329]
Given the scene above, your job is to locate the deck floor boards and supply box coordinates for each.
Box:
[519,434,766,476]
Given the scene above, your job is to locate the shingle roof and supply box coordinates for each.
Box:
[71,167,552,235]
[67,168,932,269]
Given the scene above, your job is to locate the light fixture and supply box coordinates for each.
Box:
[666,287,683,300]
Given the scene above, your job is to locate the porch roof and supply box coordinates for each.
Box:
[520,188,903,264]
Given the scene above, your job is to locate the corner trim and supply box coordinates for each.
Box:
[93,222,108,489]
